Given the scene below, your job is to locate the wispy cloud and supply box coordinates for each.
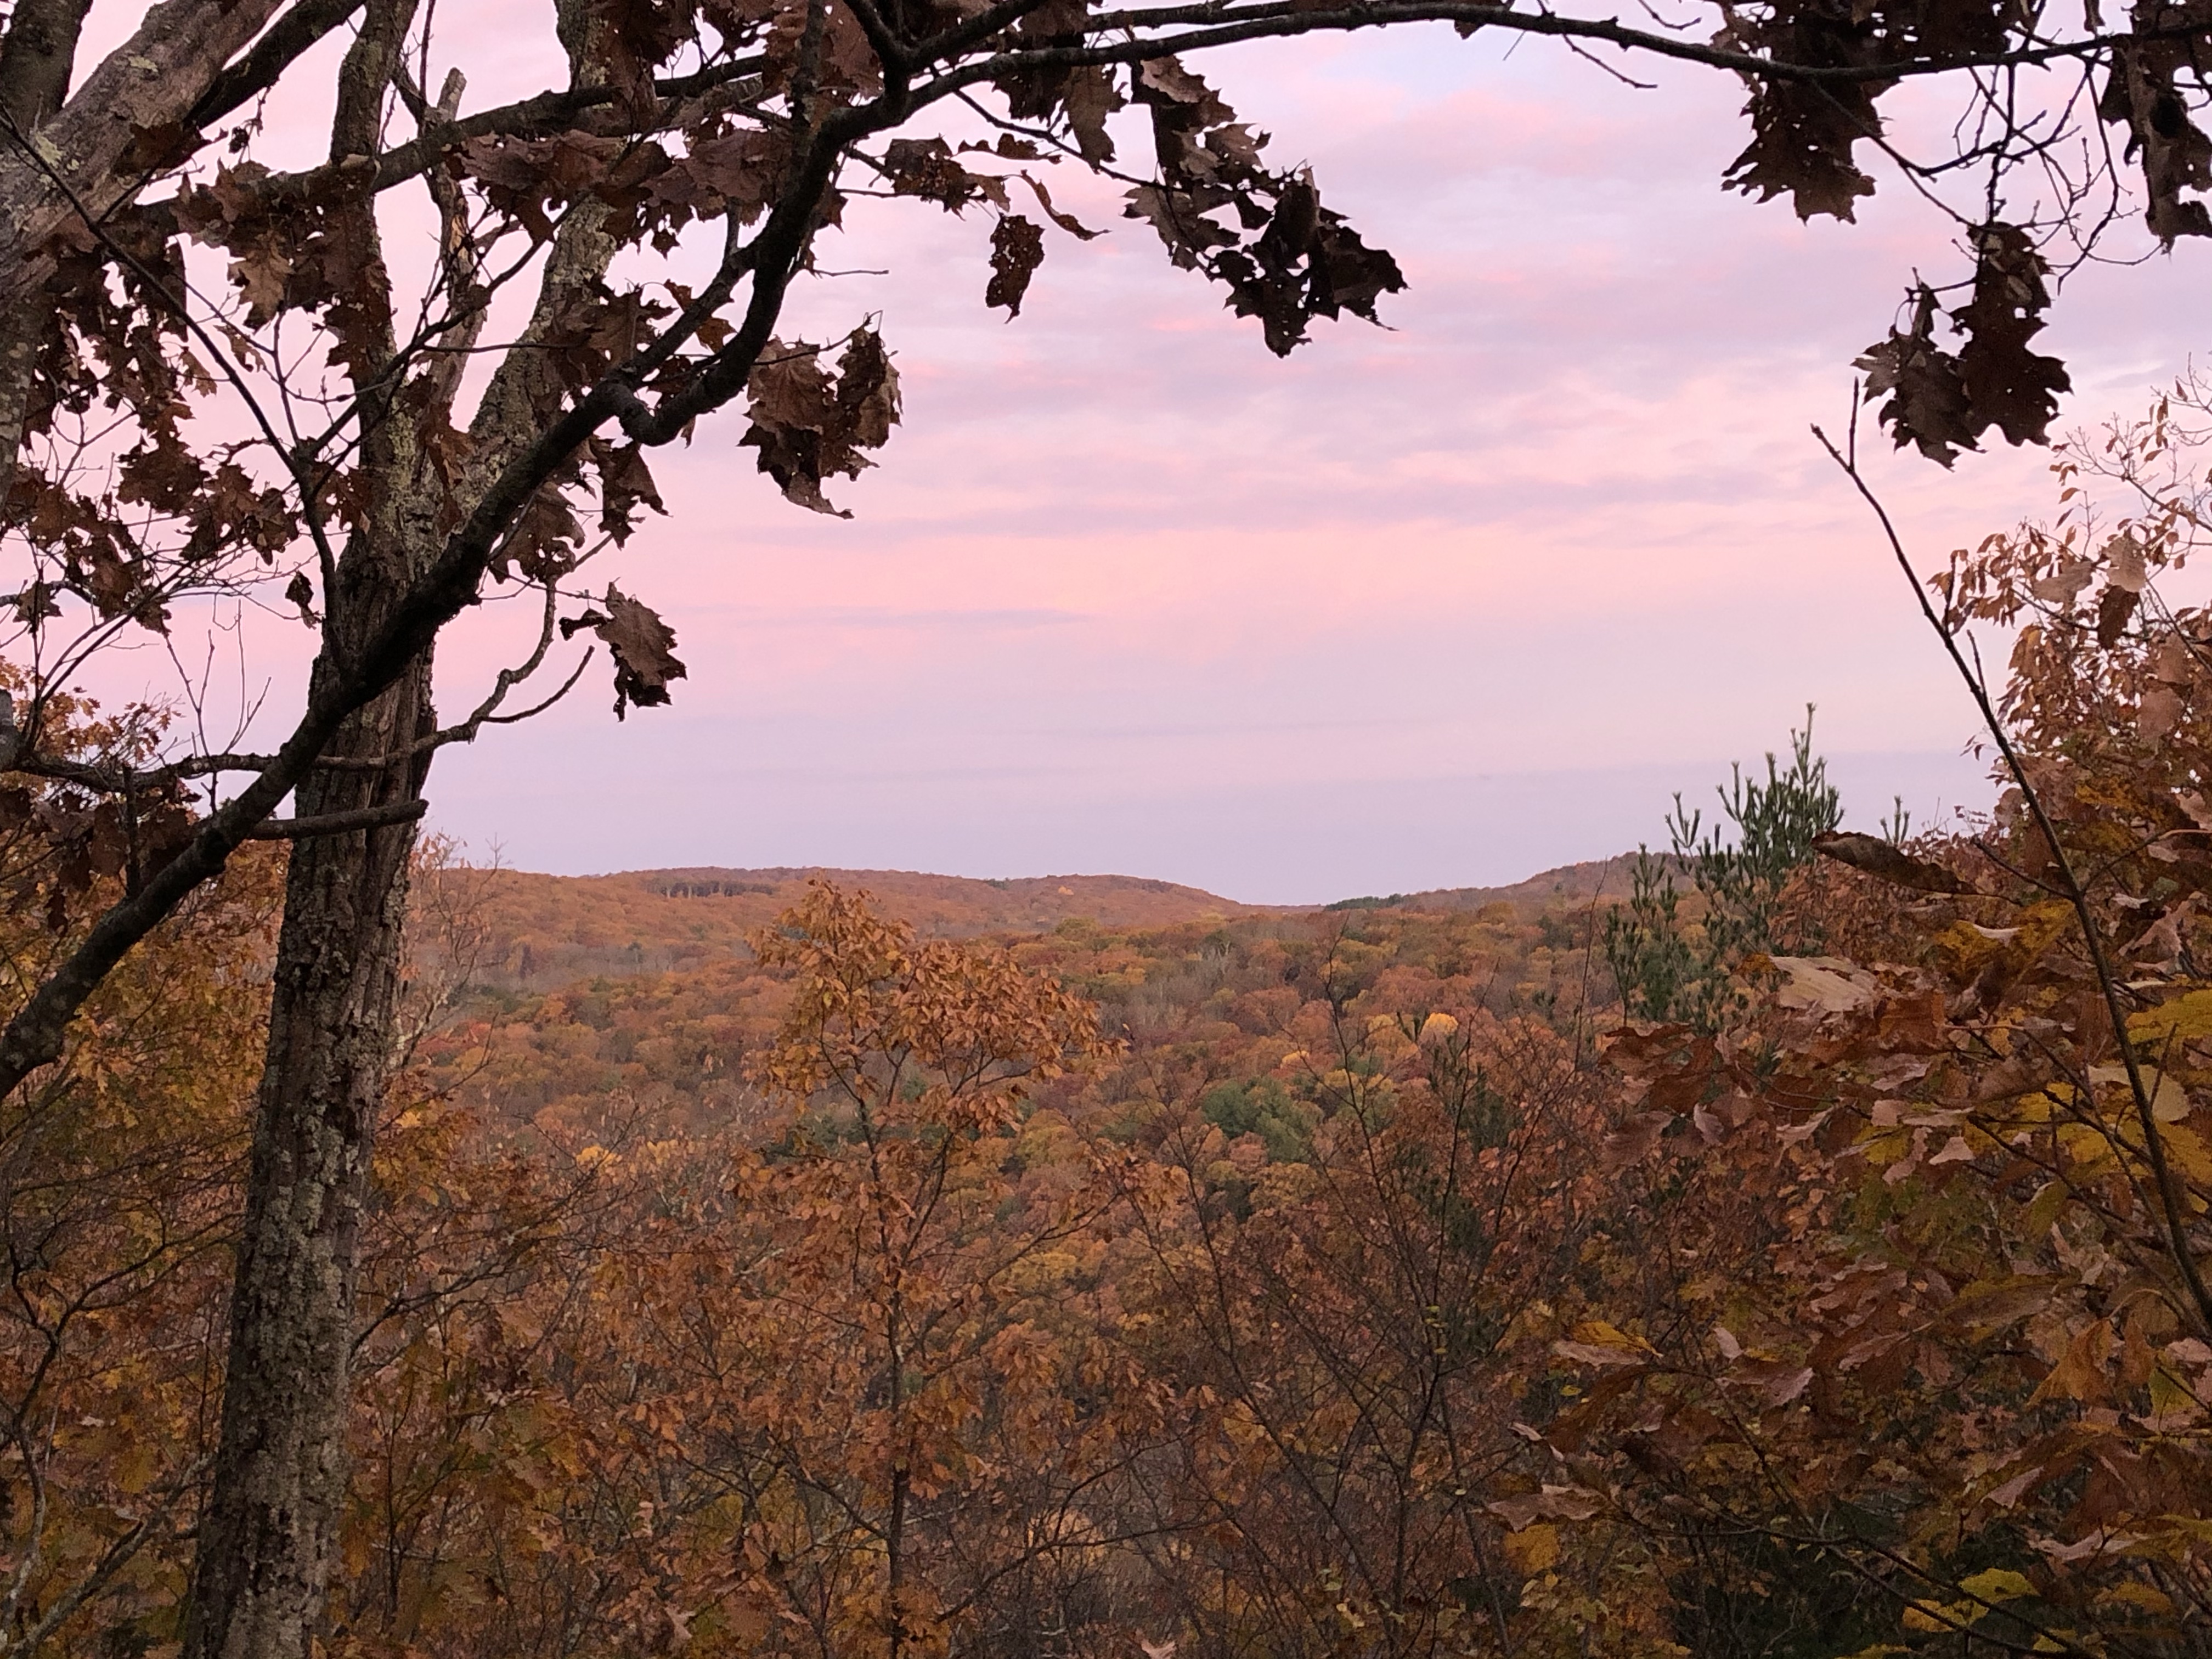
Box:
[329,19,2203,891]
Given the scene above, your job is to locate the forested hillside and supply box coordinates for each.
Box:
[411,875,1604,1135]
[448,866,1270,989]
[426,858,1645,992]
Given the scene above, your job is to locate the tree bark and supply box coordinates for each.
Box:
[179,7,431,1654]
[177,656,432,1659]
[178,2,612,1649]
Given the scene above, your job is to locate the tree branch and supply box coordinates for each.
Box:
[191,0,365,127]
[245,798,430,840]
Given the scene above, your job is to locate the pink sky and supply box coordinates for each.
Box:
[76,8,2212,901]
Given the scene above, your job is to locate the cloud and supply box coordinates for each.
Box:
[64,9,2194,893]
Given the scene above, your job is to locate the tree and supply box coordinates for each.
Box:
[634,882,1131,1659]
[1604,713,1842,1031]
[1,2,2209,1656]
[0,684,280,1658]
[1113,969,1626,1659]
[1548,383,2212,1656]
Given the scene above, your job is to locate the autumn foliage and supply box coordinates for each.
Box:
[19,389,2212,1652]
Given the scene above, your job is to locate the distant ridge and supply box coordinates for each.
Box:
[1316,854,1646,916]
[617,866,1254,928]
[443,858,1647,991]
[452,865,1260,989]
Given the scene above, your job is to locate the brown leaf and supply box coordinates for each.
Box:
[1760,955,1879,1015]
[1017,173,1101,240]
[566,585,687,719]
[1857,287,1975,467]
[1601,1110,1671,1171]
[883,137,1008,212]
[592,439,665,543]
[2103,49,2212,244]
[2028,1319,2113,1406]
[2107,532,2148,594]
[2152,634,2197,684]
[1813,830,1979,894]
[284,570,319,627]
[1486,1485,1607,1529]
[1062,65,1124,162]
[2096,583,2141,647]
[1951,222,2070,449]
[2030,557,2094,606]
[986,215,1046,316]
[2140,683,2183,740]
[1724,77,1877,223]
[740,330,903,516]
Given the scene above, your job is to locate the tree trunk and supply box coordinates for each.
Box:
[177,2,609,1649]
[179,5,432,1649]
[179,651,433,1659]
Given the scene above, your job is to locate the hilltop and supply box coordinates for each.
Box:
[441,864,1266,989]
[1319,854,1650,916]
[425,856,1650,991]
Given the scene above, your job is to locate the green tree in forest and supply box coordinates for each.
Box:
[1604,711,1841,1030]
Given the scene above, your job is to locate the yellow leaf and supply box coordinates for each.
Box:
[1569,1320,1655,1353]
[2149,1361,2201,1420]
[2023,1180,2072,1236]
[2029,1319,2113,1406]
[1958,1568,2036,1603]
[1901,1601,1951,1633]
[2155,1122,2212,1186]
[2130,988,2212,1045]
[2086,1064,2188,1121]
[1502,1524,1560,1574]
[2096,1582,2173,1615]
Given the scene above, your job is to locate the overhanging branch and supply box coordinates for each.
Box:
[246,798,429,840]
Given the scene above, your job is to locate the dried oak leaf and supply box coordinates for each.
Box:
[682,127,785,226]
[1813,830,1979,894]
[591,438,665,544]
[997,5,1123,161]
[500,485,585,582]
[1063,66,1125,162]
[2102,47,2212,242]
[1724,78,1880,223]
[6,583,60,624]
[1952,222,2069,448]
[1858,227,2069,463]
[986,215,1046,316]
[883,137,1007,212]
[1719,0,1894,232]
[1017,172,1101,240]
[284,570,319,627]
[1856,286,1975,465]
[561,585,687,719]
[740,329,902,516]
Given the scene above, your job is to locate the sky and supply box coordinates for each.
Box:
[76,6,2212,902]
